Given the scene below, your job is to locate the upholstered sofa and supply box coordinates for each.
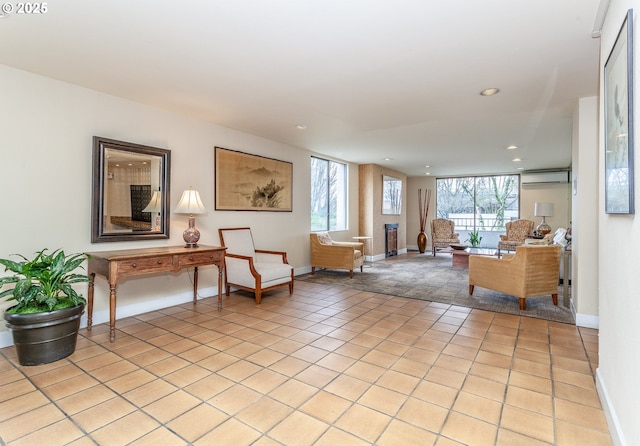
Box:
[310,232,364,278]
[469,244,561,310]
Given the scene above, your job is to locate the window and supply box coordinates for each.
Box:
[436,175,519,247]
[311,157,347,231]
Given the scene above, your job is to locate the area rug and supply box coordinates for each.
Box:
[297,253,575,324]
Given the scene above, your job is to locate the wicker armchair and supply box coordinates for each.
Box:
[218,227,294,304]
[310,232,364,278]
[469,244,561,310]
[497,219,535,257]
[430,219,460,256]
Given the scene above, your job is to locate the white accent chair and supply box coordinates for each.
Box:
[218,228,294,304]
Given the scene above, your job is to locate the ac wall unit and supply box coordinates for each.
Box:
[521,170,570,185]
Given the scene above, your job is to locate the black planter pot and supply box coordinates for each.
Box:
[4,304,85,366]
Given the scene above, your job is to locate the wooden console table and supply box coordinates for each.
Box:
[85,245,225,342]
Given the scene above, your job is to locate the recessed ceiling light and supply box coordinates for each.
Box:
[480,88,500,96]
[384,158,393,161]
[512,158,522,162]
[517,167,525,170]
[425,172,431,176]
[424,165,430,168]
[506,145,518,150]
[296,124,307,130]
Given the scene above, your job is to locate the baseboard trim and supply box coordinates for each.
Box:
[576,312,599,328]
[597,368,626,446]
[0,286,218,349]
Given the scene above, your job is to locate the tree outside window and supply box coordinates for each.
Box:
[436,175,519,247]
[311,157,347,231]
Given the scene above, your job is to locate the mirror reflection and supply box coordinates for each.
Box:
[91,137,171,242]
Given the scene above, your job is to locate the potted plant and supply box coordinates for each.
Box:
[0,249,90,366]
[466,230,482,248]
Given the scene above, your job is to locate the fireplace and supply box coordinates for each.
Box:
[385,223,398,257]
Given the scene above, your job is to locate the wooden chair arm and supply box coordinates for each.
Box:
[224,253,259,277]
[255,249,289,264]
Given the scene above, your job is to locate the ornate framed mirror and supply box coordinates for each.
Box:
[91,136,171,243]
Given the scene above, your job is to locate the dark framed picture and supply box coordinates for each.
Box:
[604,9,634,214]
[215,147,293,211]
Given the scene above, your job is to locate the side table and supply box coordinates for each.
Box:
[352,236,373,267]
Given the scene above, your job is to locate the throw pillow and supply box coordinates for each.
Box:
[316,232,333,245]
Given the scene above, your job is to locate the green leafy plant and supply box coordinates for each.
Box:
[0,249,90,314]
[466,231,482,248]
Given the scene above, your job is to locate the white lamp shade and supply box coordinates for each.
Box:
[142,191,162,213]
[175,187,206,214]
[534,202,554,217]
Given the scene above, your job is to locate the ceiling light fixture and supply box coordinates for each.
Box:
[296,124,307,130]
[384,158,393,161]
[512,158,522,162]
[424,165,430,168]
[480,88,500,96]
[506,145,518,150]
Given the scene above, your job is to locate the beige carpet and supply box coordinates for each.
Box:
[297,253,574,325]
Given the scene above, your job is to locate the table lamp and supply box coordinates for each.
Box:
[175,186,206,247]
[534,202,554,235]
[142,190,162,232]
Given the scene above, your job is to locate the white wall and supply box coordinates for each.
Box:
[597,3,640,445]
[0,64,361,343]
[573,97,600,326]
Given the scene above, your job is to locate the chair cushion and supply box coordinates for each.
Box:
[255,262,293,282]
[315,232,333,245]
[221,228,256,258]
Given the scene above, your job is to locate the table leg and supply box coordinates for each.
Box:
[563,251,570,307]
[193,266,199,304]
[109,284,117,342]
[87,273,95,331]
[217,265,223,311]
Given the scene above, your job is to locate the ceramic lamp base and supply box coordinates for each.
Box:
[183,216,201,248]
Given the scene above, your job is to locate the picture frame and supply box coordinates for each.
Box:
[382,175,402,215]
[604,9,634,214]
[215,147,293,211]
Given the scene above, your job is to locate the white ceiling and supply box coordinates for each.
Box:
[0,0,603,177]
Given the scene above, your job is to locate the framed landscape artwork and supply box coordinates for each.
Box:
[604,9,634,214]
[215,147,293,211]
[382,175,402,215]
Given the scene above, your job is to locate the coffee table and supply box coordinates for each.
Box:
[451,247,497,268]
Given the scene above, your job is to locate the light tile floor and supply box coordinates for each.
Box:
[0,262,611,445]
